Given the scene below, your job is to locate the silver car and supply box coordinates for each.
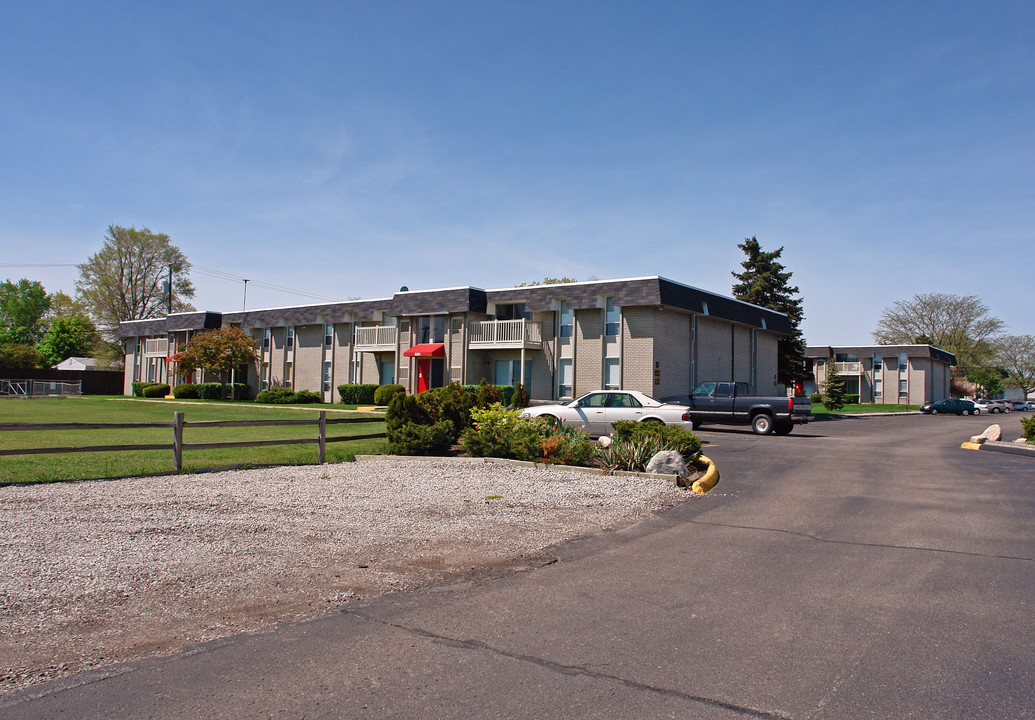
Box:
[520,390,691,436]
[978,399,1011,414]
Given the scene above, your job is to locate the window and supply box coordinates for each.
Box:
[558,301,574,338]
[874,377,883,397]
[494,359,532,388]
[496,303,530,321]
[873,353,882,372]
[898,352,908,373]
[286,326,295,350]
[323,361,332,392]
[899,378,908,397]
[604,358,620,389]
[580,393,608,408]
[324,324,333,347]
[417,316,446,344]
[262,328,271,351]
[558,358,573,398]
[604,297,620,336]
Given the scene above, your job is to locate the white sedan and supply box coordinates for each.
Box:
[520,390,691,436]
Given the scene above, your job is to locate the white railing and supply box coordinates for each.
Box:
[354,325,398,348]
[835,361,862,374]
[469,319,542,347]
[144,338,169,356]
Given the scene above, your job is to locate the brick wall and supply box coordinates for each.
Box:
[653,309,691,398]
[622,306,655,396]
[695,317,732,381]
[574,308,603,395]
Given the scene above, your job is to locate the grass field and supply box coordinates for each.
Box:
[810,403,921,415]
[0,396,387,485]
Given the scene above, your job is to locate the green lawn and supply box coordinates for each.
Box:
[810,403,921,415]
[0,396,386,485]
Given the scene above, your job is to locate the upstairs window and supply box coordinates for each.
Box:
[286,326,295,350]
[558,301,574,338]
[604,297,620,336]
[324,324,333,347]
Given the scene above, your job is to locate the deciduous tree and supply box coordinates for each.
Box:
[176,327,257,399]
[76,225,195,363]
[36,316,100,367]
[872,293,1004,372]
[0,278,51,345]
[992,335,1035,398]
[731,237,807,389]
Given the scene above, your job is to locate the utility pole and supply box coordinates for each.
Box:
[243,279,249,311]
[167,265,173,314]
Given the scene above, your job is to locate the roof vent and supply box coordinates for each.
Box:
[399,286,409,292]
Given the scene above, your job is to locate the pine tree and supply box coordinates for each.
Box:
[822,361,847,411]
[731,236,808,390]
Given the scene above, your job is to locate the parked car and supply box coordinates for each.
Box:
[920,398,981,416]
[663,380,812,435]
[520,390,691,436]
[977,399,1011,414]
[1009,400,1032,411]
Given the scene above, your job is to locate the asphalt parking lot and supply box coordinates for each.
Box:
[3,413,1033,719]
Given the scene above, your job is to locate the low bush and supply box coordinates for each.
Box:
[131,382,151,397]
[338,384,378,404]
[610,420,702,460]
[462,406,598,465]
[512,382,530,409]
[845,394,860,405]
[476,379,500,407]
[292,390,323,404]
[255,387,298,404]
[172,383,201,399]
[600,434,669,473]
[1021,416,1035,443]
[386,393,456,455]
[809,393,823,405]
[374,384,406,406]
[141,383,170,398]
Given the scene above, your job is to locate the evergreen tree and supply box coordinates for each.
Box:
[731,237,807,390]
[822,361,847,411]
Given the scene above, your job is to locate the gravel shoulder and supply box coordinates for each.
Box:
[0,457,691,697]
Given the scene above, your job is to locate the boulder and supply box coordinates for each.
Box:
[646,450,687,478]
[969,424,1002,444]
[598,435,612,448]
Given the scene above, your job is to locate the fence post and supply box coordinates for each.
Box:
[173,411,184,471]
[318,411,326,464]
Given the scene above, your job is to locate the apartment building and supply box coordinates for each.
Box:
[118,276,793,402]
[805,344,956,405]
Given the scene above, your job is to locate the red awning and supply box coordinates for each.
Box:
[403,343,445,358]
[166,352,182,363]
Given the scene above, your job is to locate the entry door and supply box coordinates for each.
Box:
[417,359,430,393]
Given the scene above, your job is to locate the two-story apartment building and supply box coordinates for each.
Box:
[117,276,793,402]
[805,344,956,405]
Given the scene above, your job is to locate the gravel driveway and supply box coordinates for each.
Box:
[0,457,690,697]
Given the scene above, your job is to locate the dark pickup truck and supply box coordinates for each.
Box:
[668,381,813,435]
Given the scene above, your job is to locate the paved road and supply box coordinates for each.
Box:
[3,414,1033,719]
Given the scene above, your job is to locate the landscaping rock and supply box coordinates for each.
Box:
[969,424,1002,444]
[598,436,612,448]
[646,450,687,478]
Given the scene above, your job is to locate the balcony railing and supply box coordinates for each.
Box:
[354,325,398,350]
[469,319,542,349]
[835,361,863,374]
[144,338,169,356]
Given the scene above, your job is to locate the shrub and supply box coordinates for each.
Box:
[374,384,405,406]
[845,394,860,405]
[610,420,702,460]
[601,435,669,472]
[538,424,598,465]
[423,383,475,439]
[476,379,500,408]
[1021,416,1035,444]
[809,393,823,405]
[292,390,323,404]
[141,383,170,398]
[496,385,516,407]
[256,387,297,404]
[131,382,151,397]
[172,383,201,399]
[462,405,552,462]
[386,393,456,455]
[338,384,378,404]
[512,382,530,409]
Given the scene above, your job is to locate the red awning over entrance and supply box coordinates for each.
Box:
[403,343,445,358]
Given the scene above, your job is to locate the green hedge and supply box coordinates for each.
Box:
[172,382,250,400]
[141,383,170,398]
[131,382,151,397]
[255,387,323,404]
[338,384,378,404]
[374,384,406,405]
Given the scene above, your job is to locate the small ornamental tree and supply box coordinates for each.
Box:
[176,327,257,400]
[966,366,1005,398]
[823,362,847,411]
[37,315,100,367]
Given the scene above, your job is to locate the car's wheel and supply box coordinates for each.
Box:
[931,409,939,415]
[691,420,702,430]
[751,413,774,435]
[962,409,971,416]
[774,422,793,435]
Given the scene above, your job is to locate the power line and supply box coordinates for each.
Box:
[191,265,344,303]
[0,263,79,267]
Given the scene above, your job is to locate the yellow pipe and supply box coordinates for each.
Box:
[691,455,719,494]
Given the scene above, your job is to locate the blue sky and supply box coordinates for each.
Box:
[2,1,1032,344]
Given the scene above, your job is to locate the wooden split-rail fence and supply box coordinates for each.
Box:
[0,411,385,472]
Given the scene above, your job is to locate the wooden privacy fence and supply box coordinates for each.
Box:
[0,411,385,472]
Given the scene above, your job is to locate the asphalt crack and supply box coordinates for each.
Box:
[345,609,797,720]
[685,519,1034,562]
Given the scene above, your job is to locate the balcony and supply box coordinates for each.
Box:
[143,338,169,356]
[835,361,863,374]
[468,319,542,350]
[354,325,398,352]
